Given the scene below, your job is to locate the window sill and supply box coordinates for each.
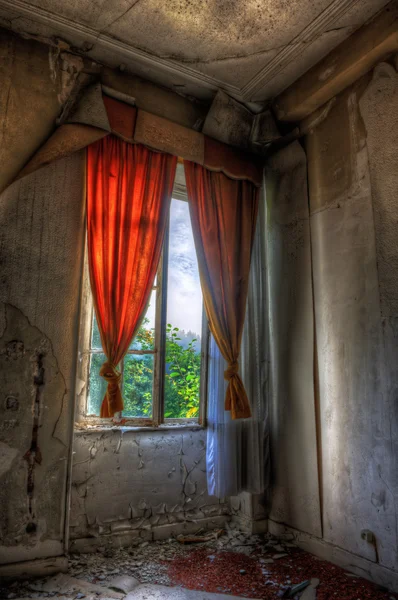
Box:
[74,421,205,433]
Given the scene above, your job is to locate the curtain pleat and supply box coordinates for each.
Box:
[86,135,177,417]
[206,188,269,497]
[184,161,259,419]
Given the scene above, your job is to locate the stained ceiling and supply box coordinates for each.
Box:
[0,0,390,104]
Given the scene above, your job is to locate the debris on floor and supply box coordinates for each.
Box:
[131,583,256,600]
[29,573,123,597]
[280,580,311,598]
[177,529,224,544]
[0,530,397,600]
[108,576,140,594]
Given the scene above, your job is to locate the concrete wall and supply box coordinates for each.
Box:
[69,428,229,551]
[0,153,86,564]
[269,58,398,584]
[265,142,322,539]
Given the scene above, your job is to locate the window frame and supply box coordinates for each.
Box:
[75,169,209,428]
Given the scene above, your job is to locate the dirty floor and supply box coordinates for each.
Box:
[1,530,397,600]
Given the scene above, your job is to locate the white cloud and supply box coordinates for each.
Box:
[166,199,203,336]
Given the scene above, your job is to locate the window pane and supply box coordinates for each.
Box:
[129,289,156,350]
[91,313,102,349]
[164,199,202,419]
[122,354,154,418]
[88,352,107,415]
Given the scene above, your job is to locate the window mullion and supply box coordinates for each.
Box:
[153,216,169,426]
[120,357,125,402]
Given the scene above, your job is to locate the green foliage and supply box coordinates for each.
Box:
[122,317,154,417]
[116,318,201,419]
[164,324,201,418]
[123,353,154,417]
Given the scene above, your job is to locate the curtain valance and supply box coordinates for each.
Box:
[12,83,263,189]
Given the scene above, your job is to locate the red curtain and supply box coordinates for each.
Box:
[184,161,259,419]
[87,135,177,417]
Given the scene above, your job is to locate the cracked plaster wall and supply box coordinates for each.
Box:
[0,150,85,564]
[304,60,398,573]
[70,429,229,551]
[0,29,230,560]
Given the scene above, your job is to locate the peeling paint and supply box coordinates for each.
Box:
[0,304,69,561]
[48,46,85,105]
[0,441,19,478]
[0,142,85,564]
[70,429,229,549]
[318,62,337,81]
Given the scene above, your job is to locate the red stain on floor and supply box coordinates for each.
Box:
[167,547,398,599]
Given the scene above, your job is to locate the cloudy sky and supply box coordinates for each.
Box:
[145,198,202,338]
[167,198,202,336]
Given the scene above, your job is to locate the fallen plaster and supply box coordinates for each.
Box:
[1,530,397,598]
[121,583,257,600]
[26,573,258,600]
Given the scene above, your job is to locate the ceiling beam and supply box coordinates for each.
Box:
[273,0,398,122]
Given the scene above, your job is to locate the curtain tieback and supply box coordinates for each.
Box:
[100,362,123,415]
[224,361,239,381]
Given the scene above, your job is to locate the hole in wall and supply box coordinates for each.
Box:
[25,522,37,534]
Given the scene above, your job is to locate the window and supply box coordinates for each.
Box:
[76,165,208,426]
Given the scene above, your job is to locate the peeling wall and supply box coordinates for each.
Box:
[0,27,232,563]
[301,60,398,573]
[70,429,229,551]
[0,152,85,564]
[0,29,86,194]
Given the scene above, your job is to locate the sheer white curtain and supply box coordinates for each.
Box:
[206,186,269,497]
[206,336,242,497]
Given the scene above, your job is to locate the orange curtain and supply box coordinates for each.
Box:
[184,161,259,419]
[87,135,177,417]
